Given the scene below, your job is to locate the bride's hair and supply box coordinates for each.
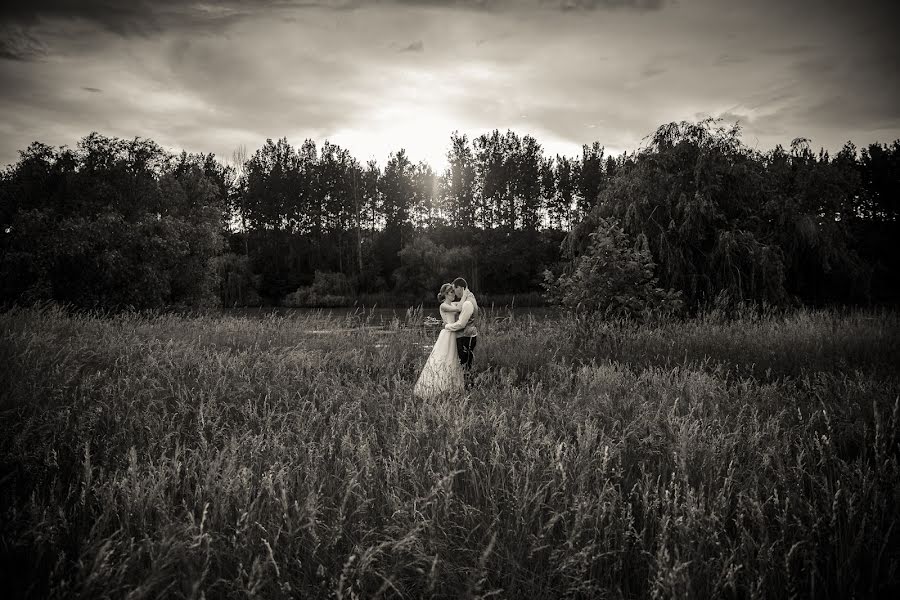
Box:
[437,283,454,301]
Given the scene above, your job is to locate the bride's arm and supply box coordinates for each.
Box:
[440,301,462,313]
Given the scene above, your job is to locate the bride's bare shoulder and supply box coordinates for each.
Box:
[440,301,461,312]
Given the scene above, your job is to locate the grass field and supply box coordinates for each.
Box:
[1,304,899,599]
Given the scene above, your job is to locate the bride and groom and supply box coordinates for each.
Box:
[413,277,478,400]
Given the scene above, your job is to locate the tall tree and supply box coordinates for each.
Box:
[361,159,381,231]
[577,141,605,218]
[859,140,900,221]
[241,137,300,232]
[474,130,507,229]
[540,156,556,230]
[763,138,870,303]
[514,134,544,230]
[551,155,576,230]
[412,162,439,229]
[379,150,416,277]
[444,132,477,229]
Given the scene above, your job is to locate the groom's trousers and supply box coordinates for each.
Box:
[457,335,477,372]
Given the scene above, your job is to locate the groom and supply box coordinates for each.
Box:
[444,277,479,382]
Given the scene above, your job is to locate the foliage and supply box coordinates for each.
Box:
[547,217,683,318]
[393,237,474,297]
[559,120,893,310]
[472,130,555,230]
[2,122,899,308]
[0,135,225,309]
[444,132,477,228]
[216,252,263,308]
[283,270,354,307]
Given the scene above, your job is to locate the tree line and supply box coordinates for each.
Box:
[1,121,897,312]
[226,130,614,305]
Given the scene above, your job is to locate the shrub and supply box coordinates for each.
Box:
[283,270,353,307]
[545,217,683,319]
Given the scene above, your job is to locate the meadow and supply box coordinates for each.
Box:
[1,304,899,599]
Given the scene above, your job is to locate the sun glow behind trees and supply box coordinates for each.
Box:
[322,60,588,173]
[329,107,461,173]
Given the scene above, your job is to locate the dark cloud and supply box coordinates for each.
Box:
[0,1,359,38]
[0,0,672,68]
[553,0,665,9]
[81,86,102,93]
[395,0,667,8]
[399,40,425,52]
[1,1,201,36]
[640,65,665,79]
[0,26,48,60]
[0,0,669,35]
[715,53,748,66]
[762,44,820,57]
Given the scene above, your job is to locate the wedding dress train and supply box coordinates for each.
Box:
[413,304,464,400]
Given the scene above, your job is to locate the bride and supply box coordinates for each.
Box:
[414,283,465,400]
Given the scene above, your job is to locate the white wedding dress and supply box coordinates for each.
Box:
[413,302,464,400]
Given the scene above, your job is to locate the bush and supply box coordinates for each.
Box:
[283,270,353,307]
[545,217,683,319]
[1,210,222,310]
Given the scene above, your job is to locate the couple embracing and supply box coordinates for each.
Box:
[413,277,478,400]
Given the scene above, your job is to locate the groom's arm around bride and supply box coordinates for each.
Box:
[444,277,478,376]
[444,296,474,333]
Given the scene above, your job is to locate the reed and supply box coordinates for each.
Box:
[1,304,898,599]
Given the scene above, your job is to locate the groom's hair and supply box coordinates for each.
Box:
[452,277,468,289]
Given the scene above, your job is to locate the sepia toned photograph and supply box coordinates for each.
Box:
[1,1,899,598]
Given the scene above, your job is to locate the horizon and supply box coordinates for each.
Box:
[2,0,899,171]
[3,121,896,174]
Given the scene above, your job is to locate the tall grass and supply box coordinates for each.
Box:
[1,305,898,598]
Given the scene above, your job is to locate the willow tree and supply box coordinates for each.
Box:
[563,120,786,309]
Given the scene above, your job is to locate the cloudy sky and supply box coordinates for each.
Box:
[1,0,898,170]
